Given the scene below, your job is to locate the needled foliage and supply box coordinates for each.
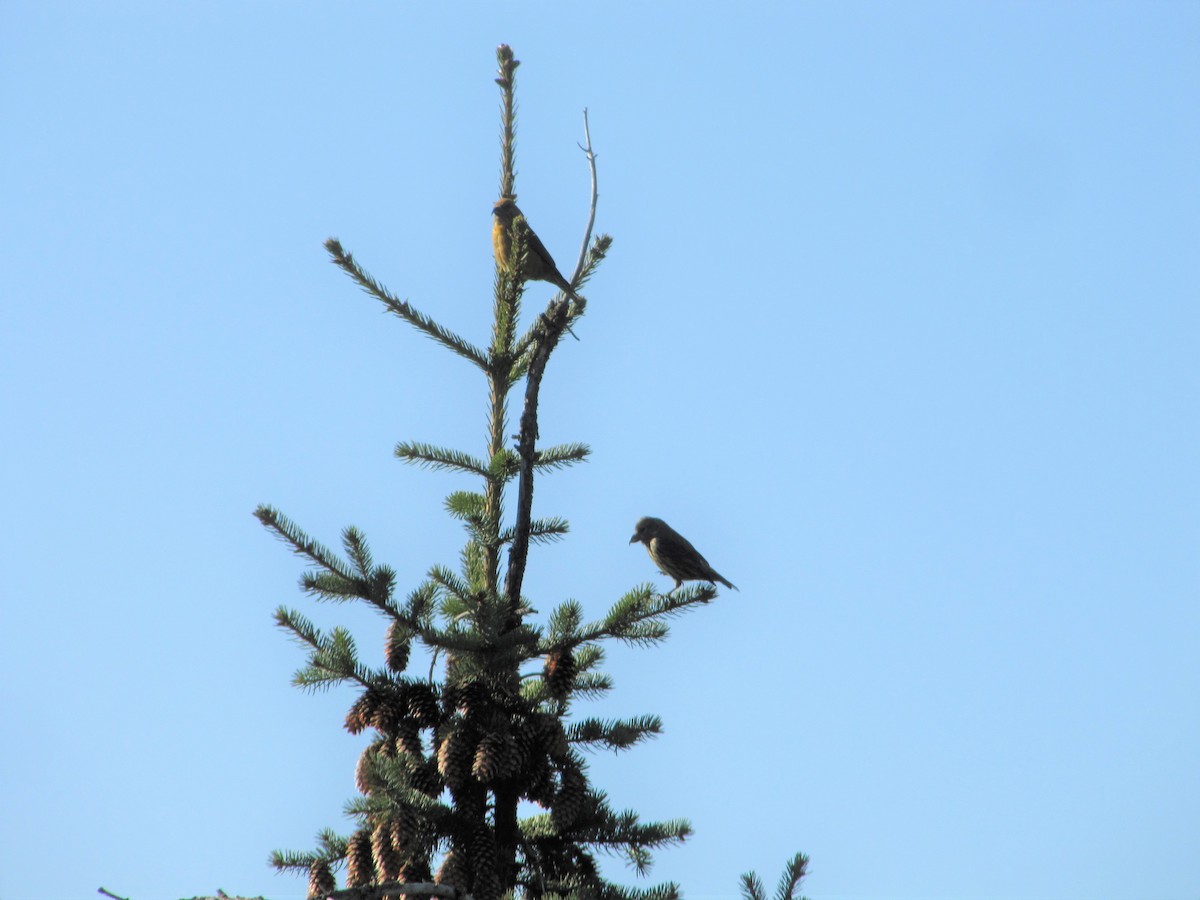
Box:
[258,44,803,900]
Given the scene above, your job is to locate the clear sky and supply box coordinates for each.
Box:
[2,3,1197,900]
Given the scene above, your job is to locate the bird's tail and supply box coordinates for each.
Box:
[550,275,584,340]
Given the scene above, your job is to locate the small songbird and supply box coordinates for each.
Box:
[629,517,738,592]
[492,197,582,302]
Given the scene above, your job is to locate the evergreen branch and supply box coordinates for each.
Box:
[437,593,473,623]
[523,668,613,706]
[403,581,439,627]
[521,799,691,895]
[444,490,486,523]
[301,569,370,602]
[316,828,350,861]
[291,664,354,692]
[545,600,584,644]
[345,783,450,820]
[255,505,358,581]
[509,349,530,384]
[740,873,767,900]
[483,224,518,600]
[274,605,325,651]
[774,853,811,900]
[341,526,374,578]
[600,884,681,900]
[566,715,663,752]
[579,584,716,647]
[741,853,811,900]
[329,887,475,900]
[610,621,671,647]
[395,441,489,477]
[627,844,653,877]
[571,672,614,700]
[274,608,372,690]
[491,250,522,362]
[573,643,604,672]
[516,812,559,839]
[299,564,395,613]
[495,44,519,201]
[583,811,692,851]
[429,564,474,604]
[305,627,372,688]
[576,233,613,292]
[324,238,488,369]
[270,831,350,871]
[413,624,491,654]
[327,626,360,671]
[499,516,569,546]
[513,234,611,362]
[490,447,522,482]
[464,513,496,594]
[533,442,591,471]
[521,804,689,865]
[270,848,326,873]
[366,565,397,610]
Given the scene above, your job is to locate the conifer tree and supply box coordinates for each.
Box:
[256,45,806,900]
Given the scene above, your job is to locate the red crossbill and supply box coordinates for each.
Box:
[492,197,583,302]
[629,517,738,591]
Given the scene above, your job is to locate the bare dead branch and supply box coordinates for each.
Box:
[504,112,600,609]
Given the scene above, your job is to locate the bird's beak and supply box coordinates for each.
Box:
[628,534,638,544]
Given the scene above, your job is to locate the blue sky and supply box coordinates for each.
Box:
[2,3,1197,899]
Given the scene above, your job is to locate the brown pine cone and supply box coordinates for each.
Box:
[345,828,375,888]
[307,859,336,900]
[372,820,401,883]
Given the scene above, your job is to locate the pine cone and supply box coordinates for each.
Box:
[370,693,404,736]
[388,805,417,856]
[456,679,492,719]
[434,847,469,889]
[344,691,378,735]
[524,751,556,808]
[512,717,537,767]
[470,822,501,900]
[384,620,411,673]
[307,859,336,900]
[394,721,423,758]
[575,847,599,881]
[471,734,499,783]
[472,731,519,783]
[471,821,497,870]
[543,649,577,700]
[402,682,440,727]
[551,763,587,831]
[355,738,391,796]
[398,748,444,797]
[437,719,476,789]
[533,712,570,761]
[399,857,432,883]
[346,828,375,888]
[372,820,401,883]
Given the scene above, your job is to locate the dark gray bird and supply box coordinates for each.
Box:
[629,517,738,591]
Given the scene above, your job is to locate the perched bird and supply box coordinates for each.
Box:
[629,517,738,591]
[492,197,582,302]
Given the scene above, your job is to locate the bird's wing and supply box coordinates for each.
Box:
[519,220,559,271]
